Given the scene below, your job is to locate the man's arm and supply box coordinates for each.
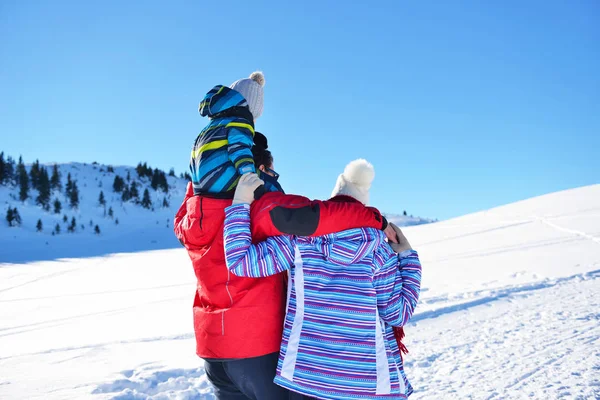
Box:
[250,192,388,240]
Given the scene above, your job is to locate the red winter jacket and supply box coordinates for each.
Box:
[174,183,388,359]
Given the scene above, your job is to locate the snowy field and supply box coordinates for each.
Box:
[1,184,599,399]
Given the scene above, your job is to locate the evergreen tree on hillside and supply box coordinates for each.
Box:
[65,173,73,198]
[180,171,192,181]
[115,218,119,225]
[151,169,160,190]
[7,207,22,226]
[107,165,114,173]
[141,189,152,209]
[68,217,77,233]
[121,186,131,202]
[162,197,169,208]
[112,175,125,192]
[17,161,29,201]
[169,168,175,177]
[5,155,15,184]
[130,182,139,200]
[36,167,51,210]
[63,214,68,223]
[403,210,407,216]
[69,181,80,208]
[54,223,61,235]
[108,206,114,218]
[0,152,5,185]
[29,159,41,190]
[126,171,131,182]
[13,208,22,226]
[94,225,101,235]
[98,191,106,206]
[36,219,43,232]
[53,198,62,214]
[6,207,14,226]
[50,164,61,191]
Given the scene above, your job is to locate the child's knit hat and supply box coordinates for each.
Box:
[230,71,265,120]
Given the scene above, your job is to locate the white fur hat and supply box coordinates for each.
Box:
[230,71,265,120]
[330,159,375,205]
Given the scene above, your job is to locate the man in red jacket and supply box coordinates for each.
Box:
[174,142,395,399]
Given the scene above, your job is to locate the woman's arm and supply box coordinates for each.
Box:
[373,245,422,327]
[224,203,296,277]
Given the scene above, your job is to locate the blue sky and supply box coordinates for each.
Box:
[1,0,598,220]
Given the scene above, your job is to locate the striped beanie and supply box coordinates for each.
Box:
[230,71,265,120]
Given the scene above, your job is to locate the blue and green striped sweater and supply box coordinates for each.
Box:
[190,85,256,197]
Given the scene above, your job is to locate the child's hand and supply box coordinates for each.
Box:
[232,173,264,205]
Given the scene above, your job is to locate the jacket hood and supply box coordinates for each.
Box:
[199,85,250,118]
[299,228,383,265]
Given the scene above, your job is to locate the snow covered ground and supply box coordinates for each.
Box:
[1,184,599,399]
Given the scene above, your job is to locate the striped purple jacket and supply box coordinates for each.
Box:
[223,204,422,400]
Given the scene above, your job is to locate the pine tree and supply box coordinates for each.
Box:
[36,167,51,210]
[5,156,15,184]
[65,173,73,198]
[141,188,152,209]
[151,169,160,190]
[130,182,139,200]
[107,165,114,173]
[68,217,77,232]
[121,186,131,202]
[69,181,80,208]
[115,218,119,225]
[0,152,5,185]
[169,168,175,177]
[403,210,407,216]
[98,190,106,206]
[29,159,41,190]
[55,223,61,234]
[108,206,114,218]
[63,214,68,223]
[94,224,101,235]
[126,171,131,182]
[182,172,192,181]
[162,197,169,208]
[50,164,61,191]
[36,219,43,232]
[112,175,125,192]
[6,207,14,226]
[53,198,62,214]
[17,160,29,201]
[12,207,22,226]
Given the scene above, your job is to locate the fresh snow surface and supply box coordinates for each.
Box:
[1,184,599,399]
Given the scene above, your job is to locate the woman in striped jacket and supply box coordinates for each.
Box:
[223,160,422,400]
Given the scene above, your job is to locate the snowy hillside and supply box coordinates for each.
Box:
[385,213,436,227]
[0,160,188,263]
[0,158,434,264]
[1,185,598,399]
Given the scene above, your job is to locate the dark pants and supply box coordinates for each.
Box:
[204,352,293,400]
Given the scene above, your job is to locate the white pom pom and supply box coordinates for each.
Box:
[249,71,265,87]
[343,159,375,189]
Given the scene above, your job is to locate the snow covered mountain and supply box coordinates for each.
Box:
[0,184,598,399]
[0,160,188,263]
[0,158,434,264]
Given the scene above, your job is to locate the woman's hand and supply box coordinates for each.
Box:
[232,173,264,205]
